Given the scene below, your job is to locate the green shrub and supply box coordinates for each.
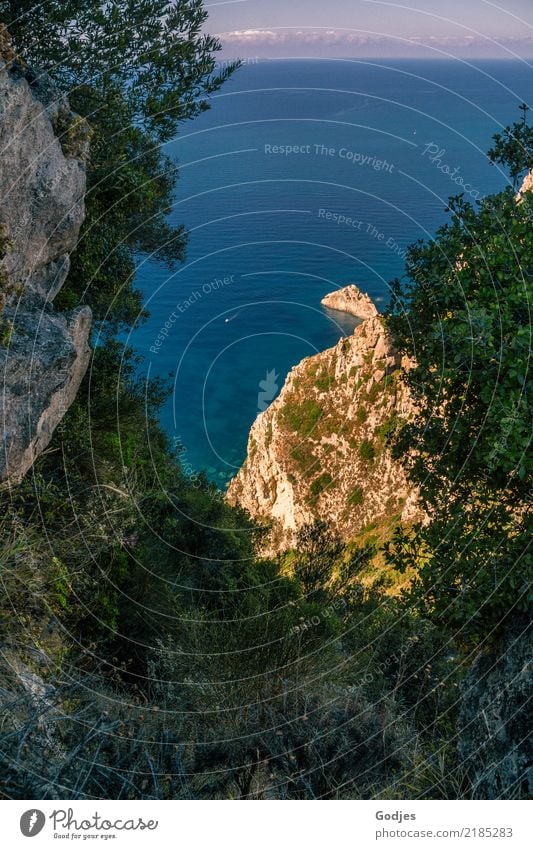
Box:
[376,414,402,445]
[359,439,376,462]
[365,378,383,404]
[281,398,323,435]
[310,472,334,498]
[291,445,319,476]
[347,486,364,507]
[314,366,336,392]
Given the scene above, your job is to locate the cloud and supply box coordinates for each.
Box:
[221,28,533,54]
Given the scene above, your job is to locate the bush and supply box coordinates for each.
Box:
[359,439,376,462]
[281,398,323,436]
[347,486,364,507]
[309,472,333,498]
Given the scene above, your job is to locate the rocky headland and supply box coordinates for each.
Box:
[228,285,419,552]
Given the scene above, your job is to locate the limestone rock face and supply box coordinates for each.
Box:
[458,615,533,799]
[0,305,91,480]
[228,301,419,552]
[0,61,88,303]
[0,50,91,482]
[321,284,379,321]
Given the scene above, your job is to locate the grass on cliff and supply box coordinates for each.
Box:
[280,397,323,436]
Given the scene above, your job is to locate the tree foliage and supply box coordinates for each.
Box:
[0,1,237,327]
[487,103,533,186]
[386,109,532,642]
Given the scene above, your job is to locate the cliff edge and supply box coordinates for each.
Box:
[0,34,92,481]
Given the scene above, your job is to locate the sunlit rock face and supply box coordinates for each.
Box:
[228,288,420,553]
[321,284,379,321]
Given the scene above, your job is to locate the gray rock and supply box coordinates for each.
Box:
[0,50,91,481]
[0,305,91,480]
[459,614,533,799]
[0,62,87,302]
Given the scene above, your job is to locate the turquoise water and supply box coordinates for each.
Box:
[129,59,533,485]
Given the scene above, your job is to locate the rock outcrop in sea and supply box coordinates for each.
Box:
[228,285,419,551]
[0,33,91,481]
[321,283,379,320]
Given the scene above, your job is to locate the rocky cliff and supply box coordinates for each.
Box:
[0,34,91,481]
[459,613,532,798]
[228,287,419,551]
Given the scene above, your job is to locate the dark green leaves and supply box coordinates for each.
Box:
[385,110,532,643]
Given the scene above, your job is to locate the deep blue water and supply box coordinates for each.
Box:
[128,58,533,485]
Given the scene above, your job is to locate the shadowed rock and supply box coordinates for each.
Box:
[459,614,532,799]
[0,39,91,482]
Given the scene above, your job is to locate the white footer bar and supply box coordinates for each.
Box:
[3,799,530,848]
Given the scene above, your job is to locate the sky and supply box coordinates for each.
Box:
[205,0,533,59]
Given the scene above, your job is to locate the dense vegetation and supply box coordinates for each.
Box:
[0,5,530,799]
[386,112,532,644]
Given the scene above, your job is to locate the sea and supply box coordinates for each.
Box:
[128,58,533,486]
